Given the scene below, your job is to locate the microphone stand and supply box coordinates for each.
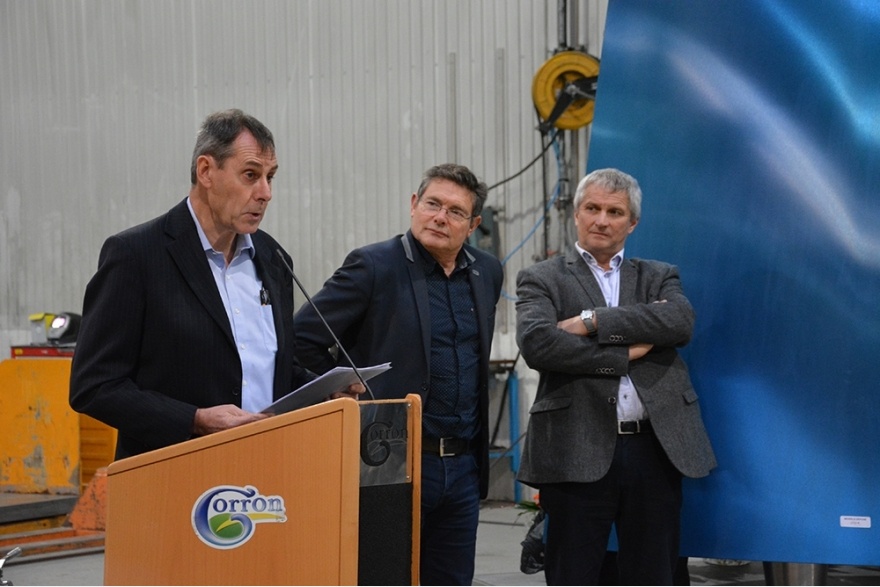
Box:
[276,249,375,401]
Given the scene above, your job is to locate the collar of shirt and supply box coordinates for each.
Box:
[575,242,624,273]
[412,233,471,274]
[576,243,623,308]
[187,197,255,261]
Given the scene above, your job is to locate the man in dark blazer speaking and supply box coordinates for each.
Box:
[294,163,503,586]
[515,168,716,586]
[69,109,360,460]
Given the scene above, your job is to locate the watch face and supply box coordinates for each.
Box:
[581,310,596,334]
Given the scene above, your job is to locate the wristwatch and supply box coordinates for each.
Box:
[580,309,598,336]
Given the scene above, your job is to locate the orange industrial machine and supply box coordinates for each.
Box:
[0,351,116,556]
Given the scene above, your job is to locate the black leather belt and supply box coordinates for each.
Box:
[423,437,469,457]
[618,419,652,434]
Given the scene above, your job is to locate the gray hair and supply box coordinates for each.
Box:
[190,109,275,185]
[573,168,642,221]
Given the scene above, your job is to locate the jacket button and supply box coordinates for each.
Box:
[232,387,241,396]
[607,397,617,405]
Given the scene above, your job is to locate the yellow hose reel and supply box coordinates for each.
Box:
[532,50,601,132]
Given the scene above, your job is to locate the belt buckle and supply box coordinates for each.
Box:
[618,420,640,435]
[439,437,457,457]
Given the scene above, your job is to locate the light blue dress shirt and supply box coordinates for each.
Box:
[187,199,277,413]
[575,243,647,422]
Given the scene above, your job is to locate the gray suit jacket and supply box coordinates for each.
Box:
[515,247,716,486]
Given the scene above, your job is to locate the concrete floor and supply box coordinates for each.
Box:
[4,501,880,586]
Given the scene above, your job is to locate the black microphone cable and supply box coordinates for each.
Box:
[276,249,375,401]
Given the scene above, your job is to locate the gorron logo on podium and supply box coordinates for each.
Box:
[191,485,287,549]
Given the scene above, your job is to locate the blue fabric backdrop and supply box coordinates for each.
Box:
[589,0,880,564]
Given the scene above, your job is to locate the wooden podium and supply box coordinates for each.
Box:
[104,395,421,585]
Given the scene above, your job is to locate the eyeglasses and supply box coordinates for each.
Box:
[418,198,474,223]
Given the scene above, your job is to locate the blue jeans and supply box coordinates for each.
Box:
[419,451,481,586]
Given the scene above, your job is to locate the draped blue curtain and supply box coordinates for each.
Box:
[590,0,880,564]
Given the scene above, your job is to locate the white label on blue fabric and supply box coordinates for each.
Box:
[839,516,871,528]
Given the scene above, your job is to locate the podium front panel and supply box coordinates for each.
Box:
[357,399,419,585]
[105,401,361,586]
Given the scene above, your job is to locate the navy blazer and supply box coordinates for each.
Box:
[515,247,716,486]
[294,231,504,497]
[70,198,314,459]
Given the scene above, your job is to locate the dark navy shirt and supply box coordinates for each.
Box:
[414,240,480,442]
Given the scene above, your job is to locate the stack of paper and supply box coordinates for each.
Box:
[260,363,392,414]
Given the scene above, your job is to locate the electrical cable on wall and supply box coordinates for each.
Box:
[485,47,600,301]
[490,350,522,450]
[496,128,566,302]
[487,129,559,193]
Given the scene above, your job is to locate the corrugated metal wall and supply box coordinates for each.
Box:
[0,0,606,379]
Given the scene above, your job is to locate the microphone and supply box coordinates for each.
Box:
[276,249,375,401]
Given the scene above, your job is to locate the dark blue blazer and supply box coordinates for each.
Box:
[294,231,504,497]
[70,198,314,459]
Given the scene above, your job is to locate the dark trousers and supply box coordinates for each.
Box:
[418,451,481,585]
[601,552,692,586]
[540,432,684,586]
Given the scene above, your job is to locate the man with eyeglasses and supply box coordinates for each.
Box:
[294,163,504,585]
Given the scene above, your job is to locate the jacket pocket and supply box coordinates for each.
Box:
[529,395,572,414]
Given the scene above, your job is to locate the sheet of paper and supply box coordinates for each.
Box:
[260,363,392,415]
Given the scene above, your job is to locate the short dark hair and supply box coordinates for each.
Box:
[190,109,275,185]
[416,163,489,218]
